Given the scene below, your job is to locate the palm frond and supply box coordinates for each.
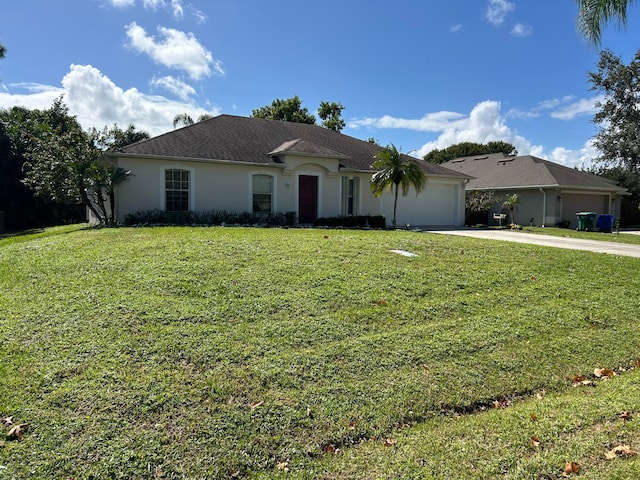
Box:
[576,0,635,45]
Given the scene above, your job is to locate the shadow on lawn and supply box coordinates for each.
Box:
[0,223,93,246]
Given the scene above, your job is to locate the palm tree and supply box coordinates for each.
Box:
[502,193,520,225]
[107,166,132,225]
[173,113,214,129]
[370,144,426,228]
[173,113,194,129]
[575,0,636,45]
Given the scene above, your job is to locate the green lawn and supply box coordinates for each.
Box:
[519,226,640,245]
[1,226,639,479]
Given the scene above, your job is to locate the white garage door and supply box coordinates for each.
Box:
[382,182,459,226]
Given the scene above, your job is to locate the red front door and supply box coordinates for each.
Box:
[298,175,318,224]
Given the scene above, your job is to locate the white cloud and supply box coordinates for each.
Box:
[411,101,598,168]
[506,95,598,121]
[537,97,571,110]
[547,140,599,168]
[119,0,185,19]
[125,22,222,80]
[450,24,463,33]
[351,101,536,159]
[511,22,533,37]
[550,96,602,120]
[505,108,539,119]
[141,0,183,18]
[108,0,135,7]
[150,75,196,101]
[0,64,220,137]
[194,9,208,24]
[349,100,595,167]
[349,111,466,132]
[411,100,535,157]
[0,83,64,111]
[170,0,184,19]
[485,0,515,26]
[142,0,165,10]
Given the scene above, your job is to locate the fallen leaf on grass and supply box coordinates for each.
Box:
[7,423,28,441]
[571,374,594,387]
[531,436,540,448]
[492,399,510,409]
[348,421,356,430]
[384,438,397,447]
[562,461,580,475]
[619,411,633,421]
[249,401,264,409]
[605,445,638,460]
[325,444,337,455]
[530,412,537,422]
[1,417,12,426]
[594,368,615,378]
[276,461,289,471]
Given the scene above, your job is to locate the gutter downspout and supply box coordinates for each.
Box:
[539,188,547,227]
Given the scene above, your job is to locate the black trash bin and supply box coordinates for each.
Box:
[576,212,597,231]
[596,214,615,233]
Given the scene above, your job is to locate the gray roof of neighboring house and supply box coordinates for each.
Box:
[442,153,627,193]
[116,114,469,178]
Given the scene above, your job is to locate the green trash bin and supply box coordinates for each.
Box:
[576,212,597,231]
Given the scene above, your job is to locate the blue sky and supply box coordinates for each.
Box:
[0,0,638,167]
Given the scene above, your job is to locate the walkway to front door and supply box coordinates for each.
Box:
[298,175,318,224]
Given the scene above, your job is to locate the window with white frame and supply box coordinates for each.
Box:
[252,174,273,214]
[342,176,360,216]
[165,169,190,212]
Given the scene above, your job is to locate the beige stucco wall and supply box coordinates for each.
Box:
[114,155,466,226]
[115,157,261,221]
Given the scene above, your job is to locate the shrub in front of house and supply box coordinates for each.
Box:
[124,209,296,227]
[313,215,386,229]
[366,215,386,229]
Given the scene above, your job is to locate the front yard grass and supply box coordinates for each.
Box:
[520,226,640,245]
[1,226,639,478]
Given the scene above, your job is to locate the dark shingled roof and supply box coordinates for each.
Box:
[442,153,626,192]
[268,138,348,159]
[118,114,468,178]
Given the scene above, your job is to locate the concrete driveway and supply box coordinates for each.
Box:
[426,229,640,258]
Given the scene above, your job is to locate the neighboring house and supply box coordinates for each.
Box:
[106,115,470,227]
[442,153,628,227]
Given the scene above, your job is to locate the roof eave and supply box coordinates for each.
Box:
[106,152,280,168]
[468,183,628,194]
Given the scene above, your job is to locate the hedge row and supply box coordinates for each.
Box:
[313,215,386,229]
[123,210,387,230]
[123,209,296,227]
